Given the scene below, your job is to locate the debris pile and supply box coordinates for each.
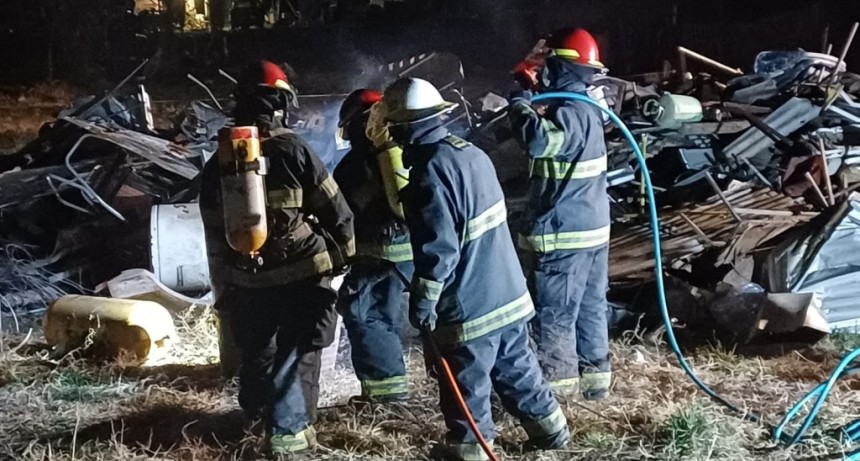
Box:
[568,26,860,339]
[1,31,860,349]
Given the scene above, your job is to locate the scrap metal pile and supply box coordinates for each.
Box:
[2,29,860,347]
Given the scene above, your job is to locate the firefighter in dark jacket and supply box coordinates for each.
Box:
[333,89,414,402]
[509,28,612,400]
[384,77,570,461]
[199,60,355,456]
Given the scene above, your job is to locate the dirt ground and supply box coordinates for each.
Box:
[2,304,860,461]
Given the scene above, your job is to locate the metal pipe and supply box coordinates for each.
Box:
[73,58,150,119]
[704,171,742,223]
[187,73,224,110]
[677,46,743,75]
[736,155,774,189]
[219,69,238,84]
[828,22,859,86]
[818,138,836,205]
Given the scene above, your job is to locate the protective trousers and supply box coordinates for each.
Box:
[529,246,611,394]
[339,261,413,399]
[436,320,567,460]
[224,278,338,438]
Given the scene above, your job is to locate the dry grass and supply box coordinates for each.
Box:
[0,83,79,154]
[2,310,860,461]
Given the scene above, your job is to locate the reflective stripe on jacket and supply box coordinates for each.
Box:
[402,127,533,345]
[509,96,610,254]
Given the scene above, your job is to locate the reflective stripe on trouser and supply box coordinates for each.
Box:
[519,225,610,253]
[435,440,495,461]
[521,407,568,440]
[270,426,316,454]
[549,377,580,392]
[434,292,534,345]
[528,246,611,383]
[361,375,408,397]
[437,320,565,449]
[339,262,412,396]
[225,281,337,436]
[581,371,612,392]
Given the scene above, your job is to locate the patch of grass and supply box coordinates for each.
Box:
[826,332,860,354]
[578,429,628,453]
[48,370,136,402]
[657,405,714,459]
[698,343,743,367]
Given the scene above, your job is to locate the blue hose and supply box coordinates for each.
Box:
[530,91,757,420]
[529,92,860,457]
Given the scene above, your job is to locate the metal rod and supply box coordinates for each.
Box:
[219,68,238,84]
[704,171,742,223]
[828,22,859,86]
[818,138,836,205]
[187,73,223,110]
[72,58,150,119]
[804,172,830,208]
[677,46,743,75]
[738,156,774,189]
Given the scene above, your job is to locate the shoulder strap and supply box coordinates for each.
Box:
[263,127,295,140]
[444,135,471,150]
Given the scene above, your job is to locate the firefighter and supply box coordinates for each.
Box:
[333,89,413,403]
[199,60,355,456]
[508,28,612,400]
[384,77,570,461]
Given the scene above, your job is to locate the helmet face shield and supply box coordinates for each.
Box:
[335,125,351,151]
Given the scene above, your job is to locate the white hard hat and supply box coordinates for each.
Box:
[384,77,458,125]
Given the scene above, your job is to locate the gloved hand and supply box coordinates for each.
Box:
[513,60,540,92]
[366,101,394,150]
[409,299,437,332]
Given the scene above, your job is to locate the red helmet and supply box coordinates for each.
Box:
[546,28,604,69]
[238,60,296,93]
[338,89,383,128]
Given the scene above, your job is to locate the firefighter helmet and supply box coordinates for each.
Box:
[338,89,383,128]
[383,78,457,125]
[546,28,604,69]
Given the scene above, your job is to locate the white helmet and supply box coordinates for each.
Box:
[384,77,458,125]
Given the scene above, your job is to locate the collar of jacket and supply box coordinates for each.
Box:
[409,124,449,146]
[391,117,448,146]
[540,56,595,93]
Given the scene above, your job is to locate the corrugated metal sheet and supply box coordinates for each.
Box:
[764,197,860,331]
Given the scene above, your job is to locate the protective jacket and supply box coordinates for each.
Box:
[400,120,533,346]
[333,133,411,264]
[200,128,355,289]
[509,57,610,254]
